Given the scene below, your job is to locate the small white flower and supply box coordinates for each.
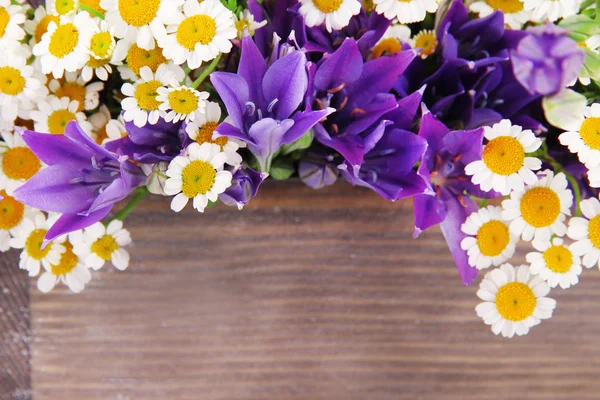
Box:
[469,0,533,29]
[48,71,104,112]
[523,0,580,22]
[476,263,556,338]
[157,83,209,123]
[526,237,582,289]
[88,105,128,144]
[70,220,132,271]
[372,0,438,24]
[29,95,92,135]
[559,103,600,169]
[0,0,26,49]
[82,20,118,82]
[0,130,45,195]
[567,197,600,269]
[233,9,267,38]
[371,24,411,59]
[46,0,79,17]
[164,142,232,212]
[37,240,92,293]
[24,6,60,46]
[409,29,438,59]
[0,190,40,252]
[465,119,542,196]
[112,36,175,81]
[298,0,361,32]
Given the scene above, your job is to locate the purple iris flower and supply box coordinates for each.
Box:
[210,34,333,172]
[219,166,269,209]
[298,146,340,189]
[413,108,499,285]
[13,122,145,241]
[511,24,584,96]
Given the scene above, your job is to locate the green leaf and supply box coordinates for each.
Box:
[279,129,314,156]
[269,157,295,180]
[581,47,600,82]
[542,89,587,131]
[560,15,600,38]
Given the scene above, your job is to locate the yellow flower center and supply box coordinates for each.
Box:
[193,121,228,149]
[414,30,438,57]
[1,147,41,181]
[50,242,78,275]
[176,15,217,50]
[87,57,109,68]
[54,82,86,112]
[362,0,375,11]
[313,0,343,12]
[134,80,161,111]
[95,125,108,144]
[91,234,118,260]
[54,0,77,15]
[520,187,561,228]
[485,0,524,13]
[476,220,510,257]
[543,244,573,273]
[0,7,10,38]
[25,229,53,260]
[126,44,166,75]
[0,66,26,96]
[579,117,600,150]
[89,31,114,59]
[48,23,80,58]
[587,215,600,249]
[372,38,402,59]
[495,282,536,321]
[235,19,250,37]
[47,109,76,134]
[482,136,525,176]
[80,0,105,14]
[34,15,60,43]
[181,160,216,198]
[118,0,160,27]
[168,88,198,115]
[0,190,24,230]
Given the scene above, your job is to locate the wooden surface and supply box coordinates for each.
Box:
[2,181,600,399]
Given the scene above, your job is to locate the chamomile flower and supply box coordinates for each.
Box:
[29,95,92,135]
[113,37,173,81]
[526,237,582,289]
[559,103,600,168]
[523,0,579,22]
[410,29,438,59]
[233,9,267,38]
[23,6,60,46]
[164,142,232,212]
[159,0,236,69]
[460,206,518,270]
[502,170,573,242]
[470,0,532,29]
[37,241,92,293]
[157,83,208,123]
[48,72,104,112]
[32,13,95,78]
[476,263,556,338]
[82,20,117,82]
[185,102,244,165]
[372,0,438,24]
[0,0,26,49]
[101,0,183,50]
[88,105,127,144]
[0,130,44,195]
[10,213,65,277]
[465,119,542,196]
[298,0,361,32]
[46,0,79,16]
[121,64,182,127]
[0,190,40,252]
[70,220,131,271]
[567,197,600,269]
[371,24,411,59]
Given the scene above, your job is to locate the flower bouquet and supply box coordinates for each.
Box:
[1,0,600,338]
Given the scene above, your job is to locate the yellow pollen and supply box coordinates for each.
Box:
[168,89,198,115]
[126,44,166,75]
[0,7,10,38]
[587,215,600,250]
[34,15,60,43]
[176,15,217,50]
[118,0,160,27]
[372,38,402,59]
[48,23,79,58]
[55,82,86,112]
[51,242,79,275]
[579,117,600,150]
[134,80,161,111]
[95,124,108,144]
[520,187,560,228]
[87,57,109,68]
[485,0,524,13]
[362,0,376,11]
[313,0,343,12]
[89,32,114,59]
[25,229,53,260]
[1,147,41,181]
[47,109,76,134]
[193,121,229,149]
[235,20,250,37]
[482,136,525,176]
[543,245,573,273]
[476,220,510,257]
[54,0,77,15]
[181,160,216,198]
[495,282,536,321]
[80,0,105,14]
[0,66,25,96]
[0,190,24,230]
[414,31,438,57]
[91,234,118,260]
[213,136,228,149]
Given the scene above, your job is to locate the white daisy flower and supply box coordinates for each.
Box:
[46,0,79,17]
[29,95,92,135]
[298,0,361,32]
[502,170,573,242]
[88,105,127,144]
[23,6,60,46]
[121,64,182,127]
[469,0,532,29]
[158,0,236,69]
[460,206,518,270]
[185,102,244,166]
[101,0,183,50]
[371,23,411,59]
[0,190,40,252]
[523,0,580,22]
[588,166,600,188]
[409,29,438,59]
[37,240,92,293]
[0,0,26,49]
[372,0,438,24]
[465,119,542,196]
[164,142,232,212]
[0,130,44,195]
[559,103,600,169]
[48,71,104,112]
[32,13,95,78]
[233,8,267,38]
[9,213,66,277]
[70,220,132,271]
[526,237,582,289]
[112,36,173,81]
[156,83,209,123]
[567,197,600,269]
[82,20,118,82]
[476,263,556,338]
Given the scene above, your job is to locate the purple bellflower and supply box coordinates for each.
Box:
[13,122,145,241]
[219,166,269,209]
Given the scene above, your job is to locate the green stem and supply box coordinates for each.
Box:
[109,187,148,223]
[79,4,105,19]
[191,54,221,89]
[581,0,595,9]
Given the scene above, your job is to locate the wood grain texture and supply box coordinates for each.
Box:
[15,181,600,399]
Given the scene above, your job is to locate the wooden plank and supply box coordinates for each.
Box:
[24,181,600,399]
